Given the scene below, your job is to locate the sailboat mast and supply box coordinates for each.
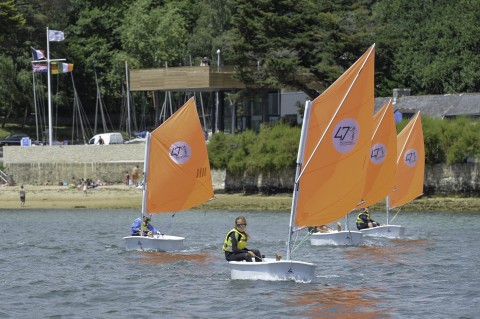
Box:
[386,196,390,224]
[141,132,152,219]
[46,27,53,146]
[125,61,132,140]
[94,68,99,135]
[286,101,312,260]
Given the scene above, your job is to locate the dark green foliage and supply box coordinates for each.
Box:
[247,123,299,172]
[208,117,480,174]
[422,116,446,165]
[441,117,479,164]
[208,124,300,174]
[1,0,480,145]
[373,0,480,95]
[230,0,375,99]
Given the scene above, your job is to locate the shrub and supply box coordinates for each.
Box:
[207,117,480,174]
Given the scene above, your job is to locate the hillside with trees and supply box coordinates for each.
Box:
[1,0,479,146]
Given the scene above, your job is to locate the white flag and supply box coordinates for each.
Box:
[48,30,65,42]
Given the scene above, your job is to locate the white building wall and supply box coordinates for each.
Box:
[279,91,308,124]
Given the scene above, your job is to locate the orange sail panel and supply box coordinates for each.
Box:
[389,112,425,208]
[295,44,375,226]
[357,100,397,208]
[145,97,214,213]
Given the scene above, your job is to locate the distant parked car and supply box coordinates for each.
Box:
[88,132,124,145]
[0,133,30,146]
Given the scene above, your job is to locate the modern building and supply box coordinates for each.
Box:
[129,65,480,133]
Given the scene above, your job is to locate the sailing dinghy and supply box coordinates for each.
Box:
[124,97,214,251]
[229,44,375,280]
[355,99,402,238]
[309,217,363,246]
[310,47,374,246]
[361,112,425,238]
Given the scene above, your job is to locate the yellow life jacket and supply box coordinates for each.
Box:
[141,221,149,232]
[222,228,247,252]
[356,212,370,224]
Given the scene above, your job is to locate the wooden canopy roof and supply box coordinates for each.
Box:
[129,66,245,92]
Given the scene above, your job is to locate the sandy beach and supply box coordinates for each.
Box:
[1,184,479,211]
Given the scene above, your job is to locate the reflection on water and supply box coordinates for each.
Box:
[133,251,210,265]
[344,239,430,265]
[291,287,387,319]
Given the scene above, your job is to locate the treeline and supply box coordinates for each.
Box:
[207,117,480,171]
[1,0,480,127]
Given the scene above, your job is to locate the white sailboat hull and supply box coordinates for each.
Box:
[123,234,184,252]
[310,230,363,246]
[229,258,316,282]
[360,225,405,238]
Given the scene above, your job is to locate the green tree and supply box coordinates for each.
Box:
[0,0,26,53]
[230,0,375,99]
[373,0,480,95]
[119,0,189,68]
[0,55,22,127]
[65,1,130,113]
[187,0,235,65]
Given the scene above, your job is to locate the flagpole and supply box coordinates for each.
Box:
[46,26,53,146]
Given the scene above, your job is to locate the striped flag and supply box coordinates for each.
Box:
[48,30,65,42]
[31,47,45,60]
[33,63,48,73]
[51,62,74,74]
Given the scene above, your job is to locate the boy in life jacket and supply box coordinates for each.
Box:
[131,215,160,236]
[356,207,381,230]
[223,216,262,262]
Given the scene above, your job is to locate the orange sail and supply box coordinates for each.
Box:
[294,44,375,226]
[145,97,214,213]
[389,112,425,208]
[357,100,397,208]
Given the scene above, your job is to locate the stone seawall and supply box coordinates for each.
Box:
[3,144,144,185]
[2,144,226,187]
[3,146,478,196]
[224,163,479,196]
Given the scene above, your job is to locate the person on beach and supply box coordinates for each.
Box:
[356,207,380,230]
[19,185,26,207]
[131,165,139,186]
[130,215,160,236]
[223,216,262,262]
[125,172,130,185]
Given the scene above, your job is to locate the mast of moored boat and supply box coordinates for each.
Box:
[286,100,312,261]
[125,61,132,140]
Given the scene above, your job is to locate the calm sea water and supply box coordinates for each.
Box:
[0,208,479,318]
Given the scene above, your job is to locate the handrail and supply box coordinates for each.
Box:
[0,168,8,184]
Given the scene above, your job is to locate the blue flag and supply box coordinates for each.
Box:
[31,47,45,60]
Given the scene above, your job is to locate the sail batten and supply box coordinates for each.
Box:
[294,44,375,227]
